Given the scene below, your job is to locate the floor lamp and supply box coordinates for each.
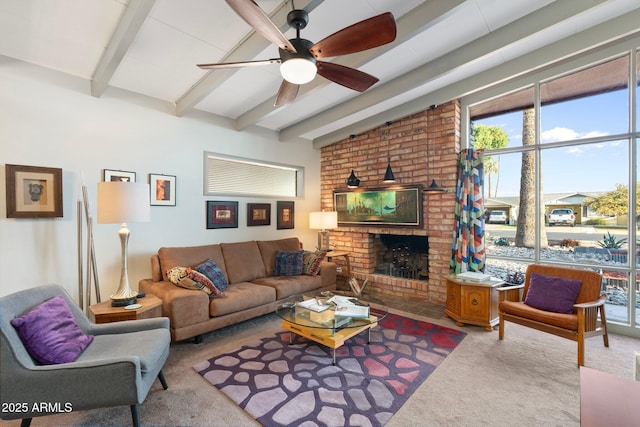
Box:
[309,211,338,251]
[97,182,150,306]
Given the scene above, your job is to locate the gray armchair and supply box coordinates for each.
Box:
[0,284,170,427]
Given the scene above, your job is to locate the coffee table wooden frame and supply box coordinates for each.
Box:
[281,315,378,365]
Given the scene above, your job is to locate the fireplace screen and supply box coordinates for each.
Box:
[373,234,429,280]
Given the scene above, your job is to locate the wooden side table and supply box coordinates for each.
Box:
[444,275,504,331]
[89,294,162,324]
[327,250,351,277]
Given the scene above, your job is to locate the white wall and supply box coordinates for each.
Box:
[0,58,321,302]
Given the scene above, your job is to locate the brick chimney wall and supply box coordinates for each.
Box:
[319,101,460,304]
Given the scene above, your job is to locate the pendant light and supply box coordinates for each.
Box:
[345,134,360,188]
[424,111,447,193]
[382,121,396,183]
[424,178,447,193]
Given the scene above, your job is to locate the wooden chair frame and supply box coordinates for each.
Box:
[498,264,609,366]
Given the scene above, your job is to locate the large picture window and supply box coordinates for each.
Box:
[464,47,639,334]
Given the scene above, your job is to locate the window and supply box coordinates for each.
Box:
[465,47,639,331]
[204,153,304,198]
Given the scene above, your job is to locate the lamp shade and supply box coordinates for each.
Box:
[309,211,338,230]
[97,182,150,224]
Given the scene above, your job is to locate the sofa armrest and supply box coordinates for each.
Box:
[139,279,210,330]
[319,261,337,288]
[497,284,524,303]
[574,293,607,309]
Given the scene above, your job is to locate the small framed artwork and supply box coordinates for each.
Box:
[276,201,295,229]
[5,164,63,218]
[149,174,176,206]
[103,169,136,182]
[247,203,271,226]
[206,201,238,229]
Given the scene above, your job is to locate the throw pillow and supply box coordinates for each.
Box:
[10,295,94,365]
[167,266,224,297]
[195,259,228,292]
[524,273,582,314]
[303,250,327,276]
[273,250,304,276]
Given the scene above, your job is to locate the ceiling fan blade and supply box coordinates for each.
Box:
[226,0,296,53]
[317,61,379,92]
[274,80,300,107]
[309,12,396,59]
[197,58,280,70]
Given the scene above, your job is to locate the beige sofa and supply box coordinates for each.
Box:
[139,237,337,341]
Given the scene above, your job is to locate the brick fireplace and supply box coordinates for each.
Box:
[320,101,460,304]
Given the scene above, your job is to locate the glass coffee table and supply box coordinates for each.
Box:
[275,291,388,364]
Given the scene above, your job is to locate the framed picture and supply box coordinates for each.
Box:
[103,169,136,182]
[149,174,176,206]
[333,185,422,226]
[5,164,63,218]
[206,201,238,229]
[276,201,295,229]
[247,203,271,226]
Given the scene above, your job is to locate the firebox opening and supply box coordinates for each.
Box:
[373,234,429,280]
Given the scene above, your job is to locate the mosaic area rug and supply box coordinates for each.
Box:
[194,313,466,427]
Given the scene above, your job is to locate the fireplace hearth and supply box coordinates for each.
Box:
[373,234,429,281]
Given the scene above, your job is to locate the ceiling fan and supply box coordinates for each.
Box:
[197,0,397,106]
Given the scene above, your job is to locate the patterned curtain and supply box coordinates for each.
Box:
[450,149,485,273]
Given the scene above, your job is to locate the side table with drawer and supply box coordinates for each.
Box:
[444,275,504,331]
[89,294,163,324]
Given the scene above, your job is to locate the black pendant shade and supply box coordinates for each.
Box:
[424,178,447,193]
[382,157,395,183]
[346,169,361,188]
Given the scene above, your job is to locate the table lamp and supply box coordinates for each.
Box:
[309,211,338,251]
[98,182,150,306]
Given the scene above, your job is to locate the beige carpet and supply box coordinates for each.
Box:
[2,310,638,427]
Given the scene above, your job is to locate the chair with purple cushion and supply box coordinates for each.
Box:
[498,264,609,366]
[0,284,170,427]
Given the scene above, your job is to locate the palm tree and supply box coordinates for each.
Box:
[515,108,548,248]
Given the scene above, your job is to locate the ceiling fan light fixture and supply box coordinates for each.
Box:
[280,58,317,84]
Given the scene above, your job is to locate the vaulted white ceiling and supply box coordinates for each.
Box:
[2,0,639,148]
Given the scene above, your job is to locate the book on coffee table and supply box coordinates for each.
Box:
[296,298,331,312]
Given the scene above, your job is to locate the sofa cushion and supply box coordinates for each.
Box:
[195,259,228,292]
[209,282,276,317]
[303,250,327,276]
[273,250,304,276]
[158,244,227,282]
[11,295,94,365]
[221,241,266,283]
[77,328,169,373]
[252,275,323,299]
[167,267,224,297]
[257,238,301,276]
[524,273,581,314]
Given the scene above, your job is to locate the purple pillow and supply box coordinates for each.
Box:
[524,273,582,314]
[273,250,304,276]
[10,295,94,365]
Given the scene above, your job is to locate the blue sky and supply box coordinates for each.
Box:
[474,89,632,197]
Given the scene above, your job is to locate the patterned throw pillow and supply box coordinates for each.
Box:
[167,267,224,297]
[11,295,94,365]
[273,250,304,276]
[195,259,228,292]
[303,250,327,276]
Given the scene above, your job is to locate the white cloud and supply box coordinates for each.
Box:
[541,127,608,143]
